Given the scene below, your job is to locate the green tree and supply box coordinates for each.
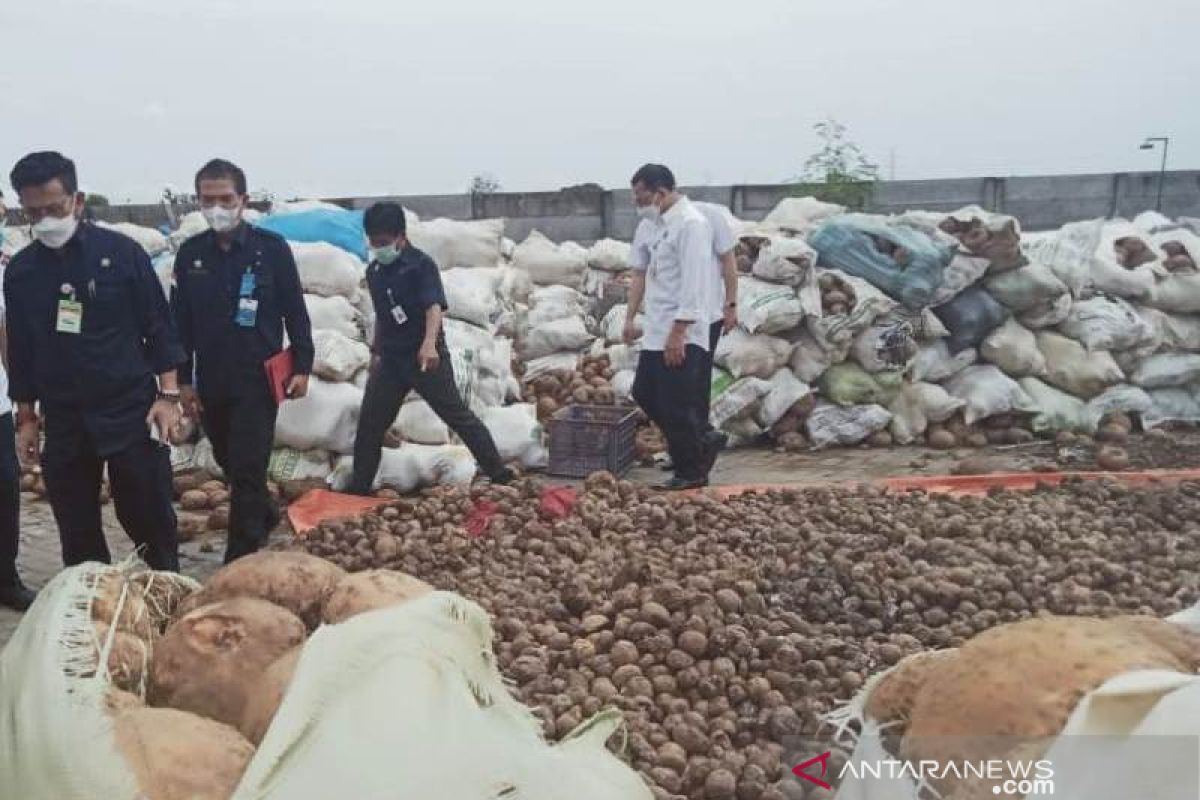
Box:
[792,118,879,210]
[85,193,111,208]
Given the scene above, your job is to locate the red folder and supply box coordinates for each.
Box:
[264,348,295,406]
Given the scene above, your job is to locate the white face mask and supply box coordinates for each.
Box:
[636,203,661,223]
[370,244,401,265]
[32,200,80,249]
[202,204,242,233]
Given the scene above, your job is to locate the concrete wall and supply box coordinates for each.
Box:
[82,170,1200,242]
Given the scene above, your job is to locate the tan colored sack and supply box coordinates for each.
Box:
[90,622,152,695]
[115,707,254,800]
[91,572,156,641]
[322,570,435,625]
[149,597,306,728]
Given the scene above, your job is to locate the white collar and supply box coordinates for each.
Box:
[662,194,692,225]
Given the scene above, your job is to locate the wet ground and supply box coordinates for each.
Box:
[5,431,1200,649]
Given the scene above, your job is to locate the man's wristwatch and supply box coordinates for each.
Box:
[157,390,181,403]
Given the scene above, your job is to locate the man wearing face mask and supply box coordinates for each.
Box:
[623,164,717,490]
[173,159,313,564]
[626,172,739,471]
[4,151,183,571]
[347,202,512,495]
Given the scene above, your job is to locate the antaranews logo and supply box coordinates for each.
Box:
[791,748,1054,797]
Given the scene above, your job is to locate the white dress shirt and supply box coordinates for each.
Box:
[631,200,735,327]
[640,197,715,352]
[0,260,11,417]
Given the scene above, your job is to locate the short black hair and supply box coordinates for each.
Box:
[195,158,247,195]
[630,163,676,192]
[11,151,78,195]
[363,202,407,237]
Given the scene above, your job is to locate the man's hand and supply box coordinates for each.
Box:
[180,385,202,419]
[286,374,310,400]
[147,399,181,444]
[15,415,39,469]
[418,342,440,373]
[664,329,687,368]
[622,320,642,345]
[722,305,738,334]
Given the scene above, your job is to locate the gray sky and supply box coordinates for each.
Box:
[2,0,1198,203]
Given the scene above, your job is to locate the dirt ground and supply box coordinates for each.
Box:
[4,431,1200,649]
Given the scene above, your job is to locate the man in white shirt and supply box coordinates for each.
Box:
[627,197,739,463]
[624,164,717,490]
[0,193,34,609]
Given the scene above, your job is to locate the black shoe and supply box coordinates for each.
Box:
[488,468,516,486]
[658,476,708,491]
[0,581,36,611]
[704,431,730,451]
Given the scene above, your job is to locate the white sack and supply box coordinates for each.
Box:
[290,241,364,299]
[710,377,771,429]
[481,404,548,470]
[522,317,594,361]
[192,436,224,478]
[1021,218,1103,297]
[442,267,502,328]
[943,364,1036,425]
[737,277,805,335]
[330,444,477,493]
[603,343,641,374]
[171,210,210,247]
[1059,295,1156,352]
[1085,384,1154,431]
[408,217,504,271]
[1135,306,1200,351]
[909,341,976,383]
[806,403,891,449]
[312,329,370,382]
[275,378,363,454]
[715,329,793,380]
[1019,377,1089,433]
[1036,331,1126,399]
[1132,353,1200,389]
[750,236,817,286]
[805,270,898,361]
[612,370,635,401]
[599,305,643,344]
[1147,273,1200,314]
[888,382,966,444]
[305,294,365,342]
[851,323,918,373]
[235,592,651,800]
[760,196,845,236]
[756,369,812,428]
[512,230,588,288]
[586,239,631,272]
[498,265,533,305]
[789,330,834,384]
[980,318,1047,378]
[268,448,333,483]
[527,286,590,328]
[394,400,451,445]
[1017,291,1073,329]
[522,353,582,382]
[984,261,1068,312]
[97,221,170,257]
[1146,386,1200,425]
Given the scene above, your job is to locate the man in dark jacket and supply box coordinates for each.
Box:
[347,202,511,495]
[173,159,314,563]
[5,151,183,571]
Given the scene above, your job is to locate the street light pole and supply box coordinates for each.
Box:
[1140,137,1170,212]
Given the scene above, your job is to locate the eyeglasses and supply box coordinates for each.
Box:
[21,196,75,224]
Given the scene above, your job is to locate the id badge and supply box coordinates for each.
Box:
[390,305,408,325]
[236,297,259,327]
[56,299,83,334]
[239,271,256,297]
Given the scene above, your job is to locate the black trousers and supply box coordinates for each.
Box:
[42,435,179,572]
[632,345,709,481]
[349,346,507,495]
[202,383,279,564]
[698,321,723,434]
[0,414,21,586]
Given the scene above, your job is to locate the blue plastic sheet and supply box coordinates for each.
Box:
[932,284,1010,354]
[809,216,953,311]
[254,207,367,261]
